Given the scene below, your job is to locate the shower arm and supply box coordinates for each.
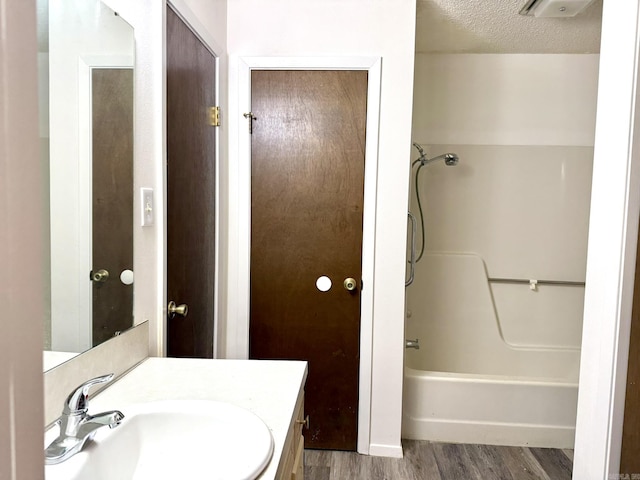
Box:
[405,211,417,287]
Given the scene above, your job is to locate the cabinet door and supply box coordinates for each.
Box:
[276,392,305,480]
[292,436,304,480]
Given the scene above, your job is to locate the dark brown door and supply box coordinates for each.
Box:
[91,68,134,346]
[249,70,368,450]
[166,7,217,358]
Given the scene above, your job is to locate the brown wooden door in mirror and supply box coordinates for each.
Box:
[249,69,368,450]
[91,68,134,347]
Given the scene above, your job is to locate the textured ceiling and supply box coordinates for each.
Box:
[416,0,603,54]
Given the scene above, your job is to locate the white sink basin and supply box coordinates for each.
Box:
[45,400,274,480]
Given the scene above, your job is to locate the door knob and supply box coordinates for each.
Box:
[90,269,110,283]
[168,300,188,319]
[343,277,357,291]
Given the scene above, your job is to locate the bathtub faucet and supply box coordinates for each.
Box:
[405,338,420,349]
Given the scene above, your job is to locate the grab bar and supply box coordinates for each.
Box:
[405,212,417,287]
[405,338,420,349]
[488,277,585,287]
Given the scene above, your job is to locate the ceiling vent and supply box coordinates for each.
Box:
[519,0,595,17]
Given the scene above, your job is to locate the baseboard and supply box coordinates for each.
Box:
[402,416,575,449]
[368,443,404,458]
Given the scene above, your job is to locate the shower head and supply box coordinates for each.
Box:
[412,143,459,167]
[422,152,459,167]
[443,153,459,166]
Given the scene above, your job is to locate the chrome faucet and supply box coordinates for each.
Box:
[45,374,125,465]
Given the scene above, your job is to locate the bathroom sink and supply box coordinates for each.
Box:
[45,400,274,480]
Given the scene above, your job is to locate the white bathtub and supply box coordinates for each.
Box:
[402,367,578,448]
[403,253,581,448]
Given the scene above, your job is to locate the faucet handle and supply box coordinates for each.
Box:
[63,374,114,416]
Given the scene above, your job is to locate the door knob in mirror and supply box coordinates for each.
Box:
[168,301,188,319]
[90,269,110,283]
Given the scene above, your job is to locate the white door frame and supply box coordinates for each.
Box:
[228,56,382,454]
[574,1,640,477]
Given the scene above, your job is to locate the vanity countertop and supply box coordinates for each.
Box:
[88,357,308,480]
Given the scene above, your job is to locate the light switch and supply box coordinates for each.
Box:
[141,188,154,227]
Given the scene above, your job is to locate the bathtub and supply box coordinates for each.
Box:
[403,253,581,448]
[402,367,578,448]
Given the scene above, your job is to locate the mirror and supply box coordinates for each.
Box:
[38,0,135,371]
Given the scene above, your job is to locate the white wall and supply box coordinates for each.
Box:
[0,0,45,476]
[413,54,598,147]
[49,0,134,352]
[225,0,417,456]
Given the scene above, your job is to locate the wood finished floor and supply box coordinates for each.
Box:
[304,440,573,480]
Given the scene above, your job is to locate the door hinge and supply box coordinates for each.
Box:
[208,106,220,127]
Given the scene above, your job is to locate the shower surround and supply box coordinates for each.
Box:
[403,252,580,447]
[404,53,598,448]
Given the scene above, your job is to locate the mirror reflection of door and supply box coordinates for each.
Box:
[91,68,134,346]
[45,0,135,359]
